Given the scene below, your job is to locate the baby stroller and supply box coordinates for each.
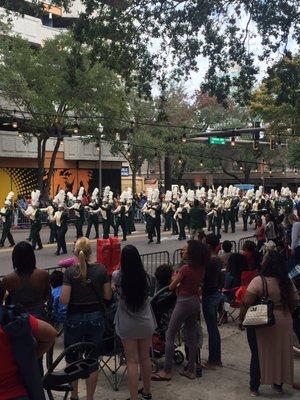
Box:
[150,287,184,371]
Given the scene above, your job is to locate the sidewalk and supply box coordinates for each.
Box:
[52,323,300,400]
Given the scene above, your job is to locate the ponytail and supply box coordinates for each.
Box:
[74,237,92,282]
[78,249,87,282]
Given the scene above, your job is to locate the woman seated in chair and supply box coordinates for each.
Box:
[223,253,247,303]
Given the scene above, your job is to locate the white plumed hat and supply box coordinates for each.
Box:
[77,186,84,201]
[91,188,99,201]
[165,190,172,202]
[31,190,41,206]
[4,191,14,206]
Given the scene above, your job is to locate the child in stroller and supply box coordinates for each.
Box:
[151,287,184,369]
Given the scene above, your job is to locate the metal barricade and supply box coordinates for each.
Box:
[238,235,257,252]
[173,248,182,267]
[134,209,143,222]
[140,251,170,277]
[45,265,66,275]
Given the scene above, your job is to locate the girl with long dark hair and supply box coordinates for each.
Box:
[239,251,299,396]
[152,240,208,381]
[112,245,156,400]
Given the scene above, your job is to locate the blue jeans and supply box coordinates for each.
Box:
[202,292,222,363]
[64,311,105,363]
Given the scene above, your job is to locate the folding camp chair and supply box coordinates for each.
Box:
[99,330,127,391]
[218,287,240,325]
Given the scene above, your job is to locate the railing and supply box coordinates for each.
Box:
[173,248,182,266]
[140,251,170,277]
[13,250,171,280]
[238,235,257,252]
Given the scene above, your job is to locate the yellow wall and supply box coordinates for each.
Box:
[121,177,144,193]
[0,169,18,205]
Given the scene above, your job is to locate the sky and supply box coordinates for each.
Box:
[150,11,299,97]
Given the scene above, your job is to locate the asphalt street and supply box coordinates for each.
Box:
[0,221,254,276]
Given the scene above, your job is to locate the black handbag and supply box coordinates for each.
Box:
[243,276,275,328]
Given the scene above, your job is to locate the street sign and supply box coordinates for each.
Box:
[121,166,129,176]
[209,137,227,145]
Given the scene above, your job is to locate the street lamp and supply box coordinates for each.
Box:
[98,123,104,191]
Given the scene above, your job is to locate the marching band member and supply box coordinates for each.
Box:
[142,188,153,242]
[113,191,128,241]
[174,192,187,241]
[108,190,118,237]
[21,190,43,250]
[162,190,172,231]
[0,191,15,247]
[97,186,111,239]
[211,194,223,237]
[150,189,162,244]
[53,190,69,255]
[85,188,100,239]
[68,187,85,239]
[170,186,179,235]
[40,202,56,244]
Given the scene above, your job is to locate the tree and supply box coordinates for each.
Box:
[108,94,160,194]
[18,1,300,104]
[193,93,276,183]
[0,29,125,198]
[250,53,300,168]
[152,86,199,188]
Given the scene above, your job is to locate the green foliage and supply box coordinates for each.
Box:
[250,53,300,167]
[0,31,125,134]
[8,1,299,103]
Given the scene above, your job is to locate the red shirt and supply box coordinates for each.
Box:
[256,225,266,241]
[177,264,205,297]
[0,315,38,400]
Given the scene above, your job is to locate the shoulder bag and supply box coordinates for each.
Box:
[243,276,275,328]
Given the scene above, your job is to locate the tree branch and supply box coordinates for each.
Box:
[221,165,243,183]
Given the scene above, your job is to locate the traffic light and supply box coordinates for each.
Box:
[269,137,276,150]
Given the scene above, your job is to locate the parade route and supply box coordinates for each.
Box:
[0,222,250,275]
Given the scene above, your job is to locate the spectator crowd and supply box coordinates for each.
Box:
[0,201,300,400]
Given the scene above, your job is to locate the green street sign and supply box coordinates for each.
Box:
[209,137,226,145]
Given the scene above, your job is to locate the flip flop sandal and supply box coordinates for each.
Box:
[179,371,196,380]
[151,373,171,382]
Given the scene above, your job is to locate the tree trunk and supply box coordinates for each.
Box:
[221,166,243,184]
[164,155,172,191]
[36,136,46,194]
[177,160,187,186]
[243,166,251,184]
[158,157,163,180]
[132,168,137,194]
[44,137,61,200]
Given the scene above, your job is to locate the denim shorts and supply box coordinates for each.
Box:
[64,311,105,363]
